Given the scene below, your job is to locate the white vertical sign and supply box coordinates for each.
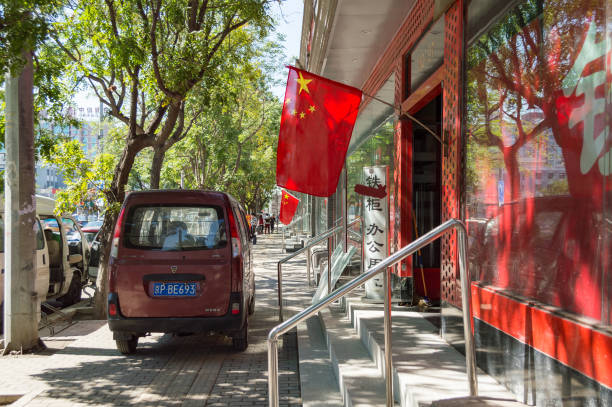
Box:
[363,166,388,301]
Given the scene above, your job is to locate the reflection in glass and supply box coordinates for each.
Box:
[465,0,610,323]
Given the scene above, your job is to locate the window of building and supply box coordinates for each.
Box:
[408,17,444,93]
[464,0,610,324]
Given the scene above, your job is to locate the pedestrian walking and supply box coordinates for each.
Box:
[270,215,276,233]
[250,214,257,244]
[264,213,271,234]
[258,214,264,234]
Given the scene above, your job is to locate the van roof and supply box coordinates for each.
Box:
[0,195,56,215]
[124,189,239,207]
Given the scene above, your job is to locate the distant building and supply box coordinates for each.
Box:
[36,101,109,197]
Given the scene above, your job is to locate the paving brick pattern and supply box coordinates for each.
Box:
[0,233,309,406]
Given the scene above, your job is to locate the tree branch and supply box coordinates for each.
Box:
[149,0,183,100]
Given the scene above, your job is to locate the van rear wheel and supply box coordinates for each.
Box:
[248,292,255,315]
[116,337,138,354]
[232,319,248,351]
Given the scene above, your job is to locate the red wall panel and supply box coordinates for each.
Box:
[441,0,464,308]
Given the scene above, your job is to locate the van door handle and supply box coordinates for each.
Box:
[43,254,46,265]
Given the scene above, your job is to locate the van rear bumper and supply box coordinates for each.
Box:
[107,292,244,335]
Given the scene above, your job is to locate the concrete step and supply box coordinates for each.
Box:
[319,306,398,406]
[342,297,524,407]
[297,288,524,407]
[297,316,343,407]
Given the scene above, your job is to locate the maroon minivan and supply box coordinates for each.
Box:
[107,190,254,354]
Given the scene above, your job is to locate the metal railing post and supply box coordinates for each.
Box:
[306,246,312,287]
[384,266,393,407]
[327,236,332,295]
[276,223,346,322]
[361,223,365,274]
[457,226,478,396]
[278,261,283,322]
[268,219,478,406]
[268,337,279,407]
[282,226,285,251]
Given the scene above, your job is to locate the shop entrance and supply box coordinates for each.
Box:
[412,94,442,303]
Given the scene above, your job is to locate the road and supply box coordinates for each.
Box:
[0,232,307,406]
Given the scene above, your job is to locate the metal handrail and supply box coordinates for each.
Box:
[268,219,477,407]
[277,217,362,322]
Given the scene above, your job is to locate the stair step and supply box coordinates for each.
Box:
[320,306,398,407]
[430,396,527,406]
[297,316,343,407]
[343,297,523,407]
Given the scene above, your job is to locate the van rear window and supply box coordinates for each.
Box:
[123,205,227,251]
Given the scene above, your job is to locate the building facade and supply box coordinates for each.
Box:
[299,0,611,404]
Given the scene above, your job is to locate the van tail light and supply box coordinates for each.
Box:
[227,209,243,292]
[108,303,117,316]
[107,293,120,317]
[110,206,126,259]
[227,209,241,258]
[231,302,240,315]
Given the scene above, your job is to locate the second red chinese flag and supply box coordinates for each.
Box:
[279,190,300,225]
[276,66,362,197]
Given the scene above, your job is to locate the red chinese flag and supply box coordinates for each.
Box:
[279,190,300,225]
[276,66,362,197]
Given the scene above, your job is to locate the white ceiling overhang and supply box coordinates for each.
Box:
[299,0,416,155]
[298,0,451,156]
[301,0,416,89]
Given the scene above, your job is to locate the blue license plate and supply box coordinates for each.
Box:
[152,282,197,297]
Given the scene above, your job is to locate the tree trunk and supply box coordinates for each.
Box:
[92,140,147,319]
[503,147,521,202]
[149,146,166,189]
[149,102,182,189]
[3,52,40,352]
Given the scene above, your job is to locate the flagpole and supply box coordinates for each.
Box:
[361,92,442,144]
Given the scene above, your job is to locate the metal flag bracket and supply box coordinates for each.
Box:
[361,92,443,145]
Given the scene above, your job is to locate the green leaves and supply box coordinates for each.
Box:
[0,0,64,77]
[44,139,115,214]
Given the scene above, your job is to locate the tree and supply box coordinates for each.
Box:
[43,139,115,215]
[47,0,274,317]
[158,36,283,212]
[1,0,65,352]
[1,0,78,189]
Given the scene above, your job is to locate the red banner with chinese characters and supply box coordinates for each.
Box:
[279,190,300,225]
[276,66,362,197]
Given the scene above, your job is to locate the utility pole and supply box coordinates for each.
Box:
[3,52,40,353]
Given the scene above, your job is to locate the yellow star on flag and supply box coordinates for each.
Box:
[308,105,316,113]
[299,112,306,119]
[285,97,292,105]
[296,72,312,95]
[291,109,297,116]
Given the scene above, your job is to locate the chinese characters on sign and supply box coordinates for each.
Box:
[363,166,388,301]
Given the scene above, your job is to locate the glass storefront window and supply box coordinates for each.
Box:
[346,116,396,228]
[465,0,611,324]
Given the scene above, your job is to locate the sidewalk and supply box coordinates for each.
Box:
[0,232,309,406]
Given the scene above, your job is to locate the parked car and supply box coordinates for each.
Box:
[107,190,254,354]
[0,196,90,329]
[80,220,104,279]
[82,221,102,245]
